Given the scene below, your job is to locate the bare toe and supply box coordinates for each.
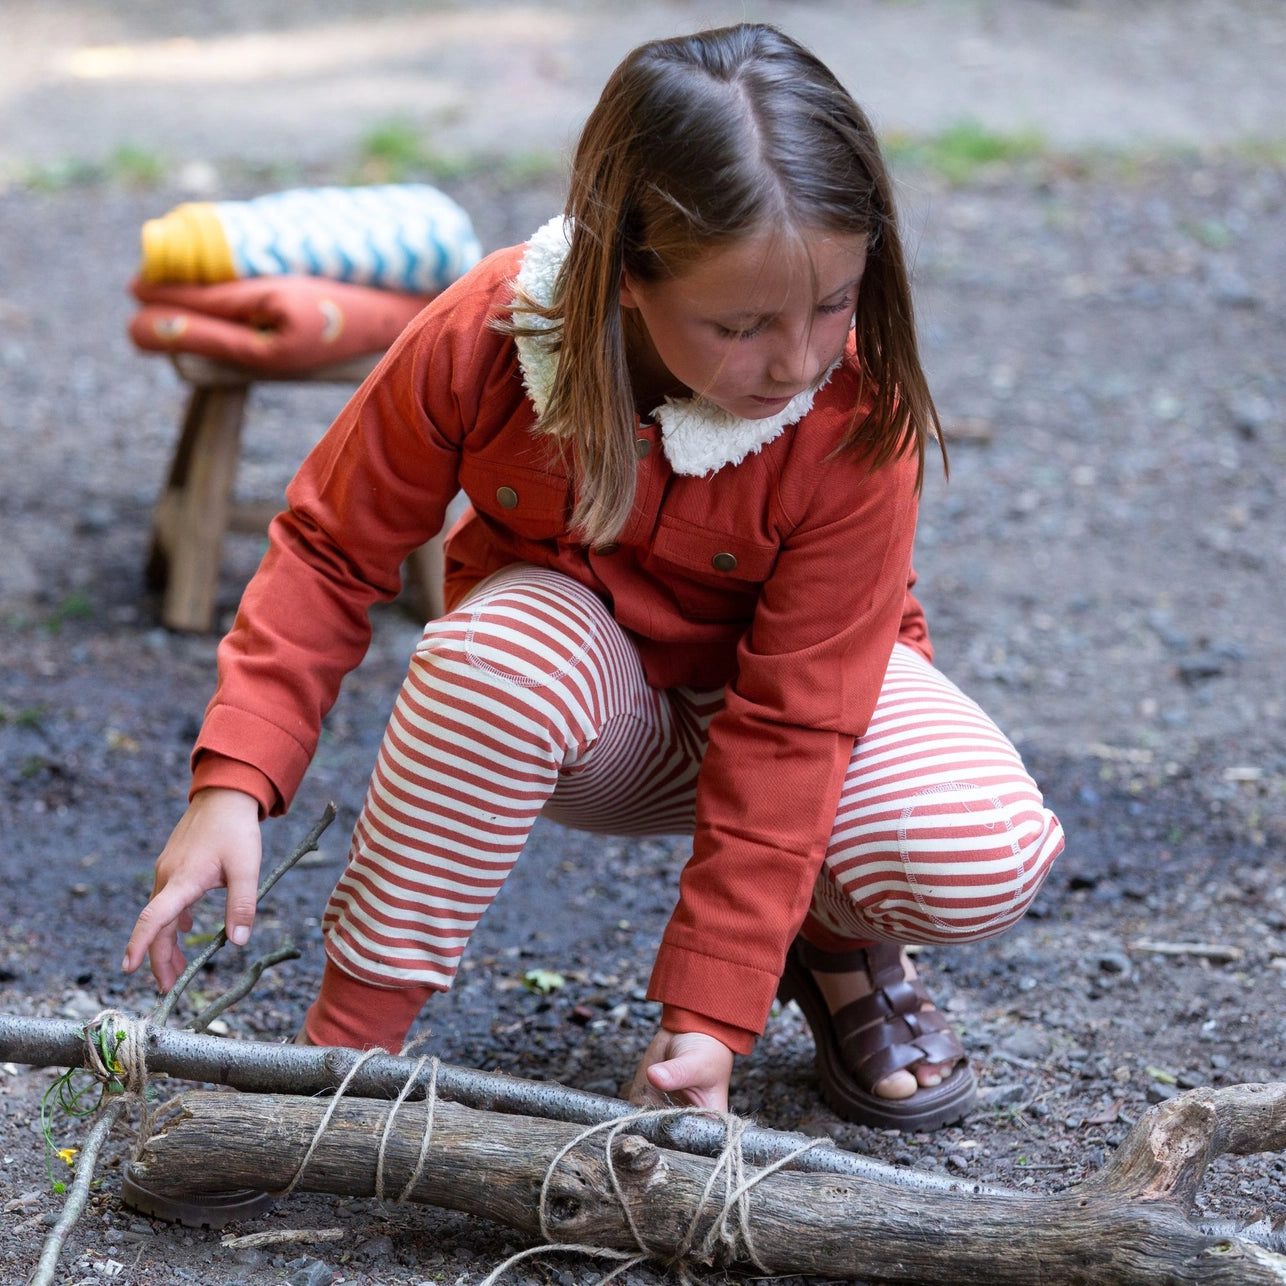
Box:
[873,1068,919,1100]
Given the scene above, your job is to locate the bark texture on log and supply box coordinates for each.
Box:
[133,1088,1286,1285]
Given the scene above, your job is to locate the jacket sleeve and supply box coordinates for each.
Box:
[647,442,924,1038]
[192,251,520,812]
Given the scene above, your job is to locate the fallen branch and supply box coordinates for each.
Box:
[190,942,301,1033]
[221,1228,345,1250]
[1130,940,1245,964]
[0,1015,999,1197]
[128,1083,1286,1284]
[28,1098,129,1286]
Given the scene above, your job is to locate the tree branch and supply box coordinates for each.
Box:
[150,801,336,1026]
[27,1097,130,1286]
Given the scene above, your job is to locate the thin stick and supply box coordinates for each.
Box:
[27,1097,129,1286]
[151,803,336,1026]
[190,942,301,1033]
[221,1228,345,1250]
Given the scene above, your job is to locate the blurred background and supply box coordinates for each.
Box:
[5,0,1286,186]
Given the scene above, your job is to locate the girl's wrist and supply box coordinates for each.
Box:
[660,1004,755,1055]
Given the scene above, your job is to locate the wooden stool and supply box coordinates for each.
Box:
[146,351,445,631]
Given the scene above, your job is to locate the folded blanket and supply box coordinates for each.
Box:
[129,276,430,374]
[138,184,481,294]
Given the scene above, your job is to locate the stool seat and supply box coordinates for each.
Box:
[147,352,446,631]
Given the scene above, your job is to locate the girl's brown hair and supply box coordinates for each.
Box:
[515,22,944,545]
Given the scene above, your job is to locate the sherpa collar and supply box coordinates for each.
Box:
[511,217,834,478]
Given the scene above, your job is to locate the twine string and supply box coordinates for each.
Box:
[484,1105,834,1286]
[281,1046,382,1196]
[374,1054,440,1205]
[82,1009,154,1149]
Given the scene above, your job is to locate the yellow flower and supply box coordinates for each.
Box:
[56,1148,77,1166]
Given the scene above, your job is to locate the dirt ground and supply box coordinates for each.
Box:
[3,4,1286,1285]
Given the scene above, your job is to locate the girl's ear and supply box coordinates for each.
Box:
[619,270,642,310]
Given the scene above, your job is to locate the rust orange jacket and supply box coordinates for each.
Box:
[192,241,933,1050]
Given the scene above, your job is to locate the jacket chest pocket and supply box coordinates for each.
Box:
[458,456,572,541]
[649,517,779,622]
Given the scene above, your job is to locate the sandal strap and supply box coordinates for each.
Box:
[792,938,967,1096]
[827,975,930,1036]
[838,1010,968,1088]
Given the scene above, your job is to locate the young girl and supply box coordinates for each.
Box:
[123,23,1063,1132]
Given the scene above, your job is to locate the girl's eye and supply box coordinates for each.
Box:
[716,321,767,340]
[715,297,853,339]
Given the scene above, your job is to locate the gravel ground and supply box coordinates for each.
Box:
[3,7,1286,1286]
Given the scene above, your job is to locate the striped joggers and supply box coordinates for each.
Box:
[320,566,1064,996]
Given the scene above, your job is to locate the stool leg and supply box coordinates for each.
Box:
[147,383,249,632]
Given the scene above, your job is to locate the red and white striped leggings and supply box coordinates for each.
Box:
[321,567,1064,991]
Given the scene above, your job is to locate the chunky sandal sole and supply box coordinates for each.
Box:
[779,946,977,1131]
[122,1164,275,1229]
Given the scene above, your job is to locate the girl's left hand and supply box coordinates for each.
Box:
[624,1027,734,1112]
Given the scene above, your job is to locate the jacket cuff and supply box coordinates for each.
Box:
[304,956,437,1051]
[660,1005,756,1056]
[190,752,279,819]
[194,703,313,815]
[646,940,781,1041]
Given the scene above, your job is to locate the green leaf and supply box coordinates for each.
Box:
[522,968,566,995]
[1146,1065,1178,1084]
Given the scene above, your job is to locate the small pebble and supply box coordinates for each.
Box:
[978,1082,1027,1108]
[360,1234,396,1260]
[285,1257,335,1286]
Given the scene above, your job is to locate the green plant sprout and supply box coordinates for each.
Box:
[39,1025,129,1195]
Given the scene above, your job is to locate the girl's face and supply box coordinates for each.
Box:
[620,226,867,420]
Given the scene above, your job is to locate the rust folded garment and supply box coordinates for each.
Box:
[128,276,431,375]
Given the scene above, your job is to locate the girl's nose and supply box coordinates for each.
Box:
[767,333,816,389]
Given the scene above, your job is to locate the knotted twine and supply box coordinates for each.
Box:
[475,1105,834,1286]
[83,1012,833,1282]
[84,1009,157,1151]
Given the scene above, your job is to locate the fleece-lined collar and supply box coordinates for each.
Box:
[512,217,834,478]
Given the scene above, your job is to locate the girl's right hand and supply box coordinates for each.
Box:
[121,787,263,991]
[624,1027,735,1112]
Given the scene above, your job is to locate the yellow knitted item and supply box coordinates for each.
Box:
[136,186,482,293]
[139,203,238,285]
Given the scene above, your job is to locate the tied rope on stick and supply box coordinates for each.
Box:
[478,1106,836,1286]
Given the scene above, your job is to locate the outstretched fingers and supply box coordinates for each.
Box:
[120,787,264,989]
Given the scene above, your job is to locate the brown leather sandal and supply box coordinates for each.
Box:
[777,937,976,1130]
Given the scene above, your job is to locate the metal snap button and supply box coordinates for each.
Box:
[496,486,519,509]
[634,437,652,458]
[595,542,620,555]
[712,552,738,572]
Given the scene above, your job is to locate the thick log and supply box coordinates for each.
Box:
[132,1087,1286,1285]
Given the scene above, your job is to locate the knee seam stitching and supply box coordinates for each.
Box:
[463,608,600,689]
